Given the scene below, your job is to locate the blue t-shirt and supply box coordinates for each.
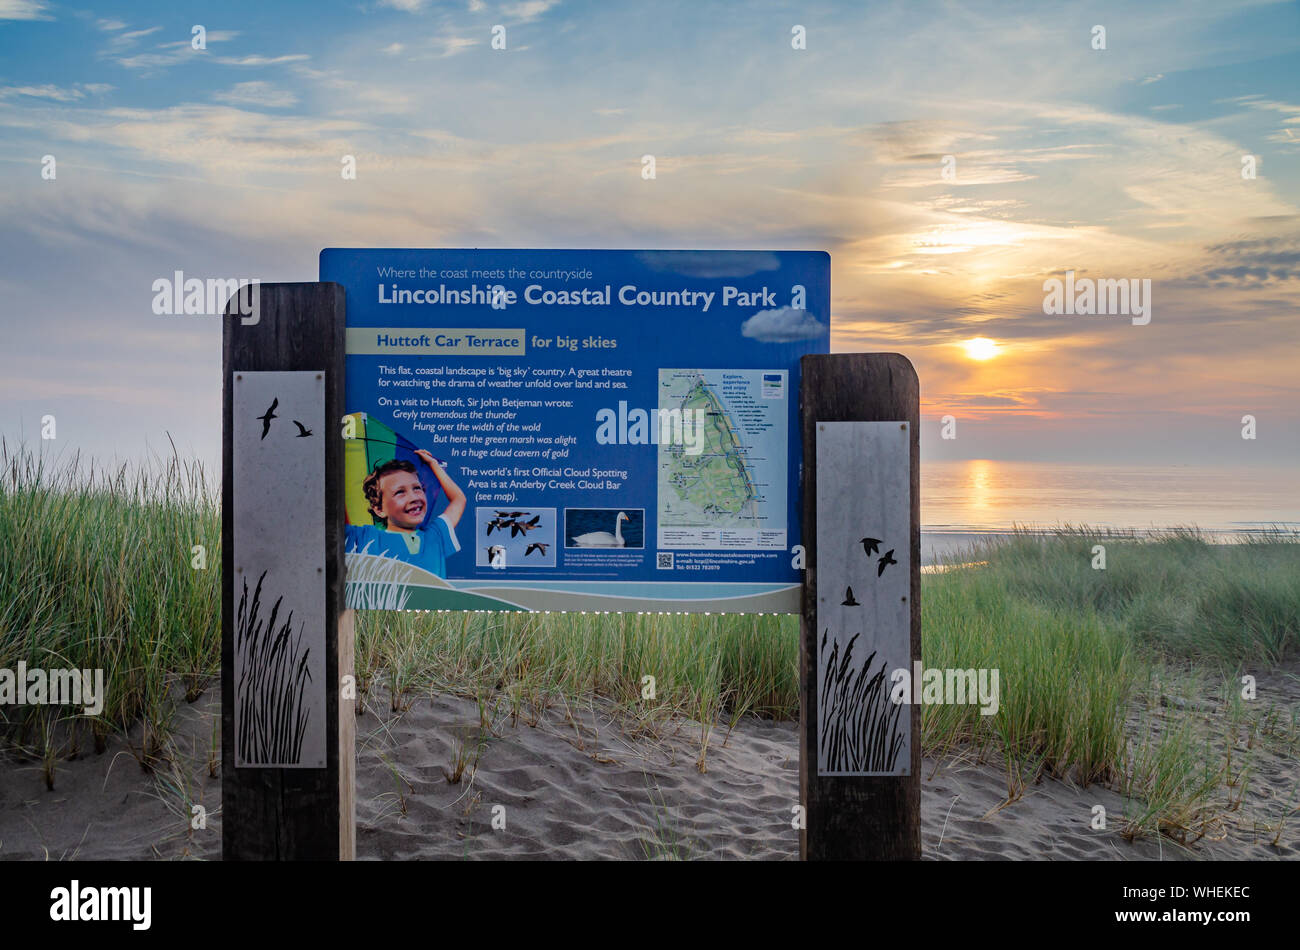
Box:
[345,515,460,578]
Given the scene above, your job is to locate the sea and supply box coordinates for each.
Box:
[920,460,1298,564]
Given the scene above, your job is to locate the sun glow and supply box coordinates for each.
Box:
[962,337,1000,361]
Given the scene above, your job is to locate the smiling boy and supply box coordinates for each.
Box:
[345,449,467,578]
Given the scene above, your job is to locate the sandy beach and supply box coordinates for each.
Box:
[4,671,1295,861]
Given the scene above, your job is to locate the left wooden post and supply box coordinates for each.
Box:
[222,282,354,860]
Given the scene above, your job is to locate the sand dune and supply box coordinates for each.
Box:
[1,683,1294,861]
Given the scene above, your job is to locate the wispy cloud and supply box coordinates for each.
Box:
[217,53,310,66]
[501,0,561,22]
[115,31,242,69]
[213,82,299,109]
[1226,94,1300,149]
[0,0,50,21]
[431,35,478,57]
[1192,235,1300,286]
[103,25,163,51]
[0,84,85,102]
[5,103,361,176]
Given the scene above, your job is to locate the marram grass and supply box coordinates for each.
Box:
[2,444,1297,846]
[0,440,219,762]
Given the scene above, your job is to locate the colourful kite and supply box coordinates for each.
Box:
[343,412,443,528]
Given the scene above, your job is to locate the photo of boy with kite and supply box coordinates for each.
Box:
[343,412,466,578]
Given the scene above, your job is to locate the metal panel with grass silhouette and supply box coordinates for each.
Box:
[815,421,911,776]
[232,370,328,768]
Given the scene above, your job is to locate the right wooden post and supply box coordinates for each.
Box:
[799,353,921,860]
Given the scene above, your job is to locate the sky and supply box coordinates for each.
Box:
[1,0,1298,474]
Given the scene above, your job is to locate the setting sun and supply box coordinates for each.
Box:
[962,337,1000,361]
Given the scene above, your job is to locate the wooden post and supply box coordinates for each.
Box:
[799,353,921,860]
[222,282,353,860]
[338,608,356,860]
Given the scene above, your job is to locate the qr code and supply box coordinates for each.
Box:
[656,552,674,570]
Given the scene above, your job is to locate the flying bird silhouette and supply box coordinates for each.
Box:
[257,398,278,440]
[859,537,881,556]
[841,586,860,606]
[525,542,549,557]
[293,420,313,438]
[877,549,897,577]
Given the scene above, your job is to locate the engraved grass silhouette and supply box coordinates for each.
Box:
[818,630,905,773]
[235,570,313,764]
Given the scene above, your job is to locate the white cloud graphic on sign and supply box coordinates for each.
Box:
[740,307,827,342]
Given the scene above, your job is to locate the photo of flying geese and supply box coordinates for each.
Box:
[476,507,557,568]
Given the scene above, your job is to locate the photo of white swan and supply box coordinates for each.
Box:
[564,508,644,549]
[573,511,628,546]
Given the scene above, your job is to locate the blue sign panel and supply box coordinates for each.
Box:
[321,249,830,613]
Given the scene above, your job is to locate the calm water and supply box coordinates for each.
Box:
[921,461,1298,552]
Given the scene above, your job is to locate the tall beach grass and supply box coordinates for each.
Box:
[2,442,1297,844]
[0,439,219,763]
